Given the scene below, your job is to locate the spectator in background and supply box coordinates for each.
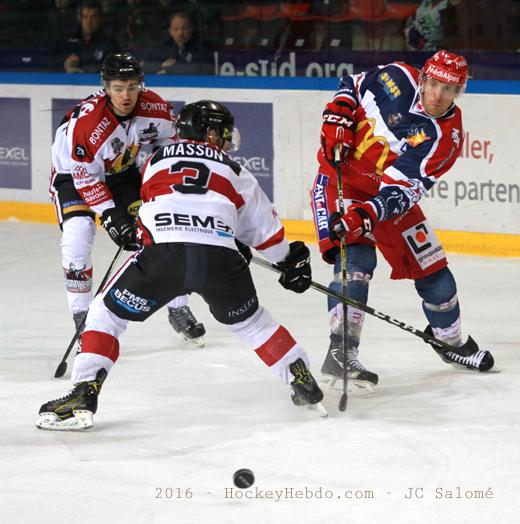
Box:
[404,0,462,51]
[49,1,80,35]
[55,0,119,72]
[0,0,56,48]
[120,0,161,48]
[156,10,214,74]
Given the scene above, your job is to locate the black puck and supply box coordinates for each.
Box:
[233,468,255,488]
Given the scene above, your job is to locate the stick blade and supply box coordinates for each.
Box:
[338,393,348,412]
[54,361,67,378]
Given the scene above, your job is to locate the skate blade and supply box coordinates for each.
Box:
[183,335,205,348]
[36,410,94,431]
[308,401,328,418]
[325,375,376,396]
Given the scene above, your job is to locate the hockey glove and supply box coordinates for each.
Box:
[321,100,355,167]
[235,239,252,265]
[277,241,312,293]
[329,202,377,245]
[101,207,140,251]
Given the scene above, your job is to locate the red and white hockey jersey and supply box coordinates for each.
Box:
[137,139,290,264]
[51,90,104,176]
[66,89,176,215]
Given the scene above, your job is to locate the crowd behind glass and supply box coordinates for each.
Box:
[0,1,518,76]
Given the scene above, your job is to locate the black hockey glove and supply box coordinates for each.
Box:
[235,239,252,265]
[101,207,140,251]
[277,241,311,293]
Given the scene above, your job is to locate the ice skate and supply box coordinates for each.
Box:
[424,326,495,372]
[73,311,87,354]
[289,358,328,417]
[321,341,379,395]
[36,368,107,431]
[168,306,206,348]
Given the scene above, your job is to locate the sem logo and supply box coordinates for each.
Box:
[154,212,234,237]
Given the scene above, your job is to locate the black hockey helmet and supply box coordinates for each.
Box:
[100,52,143,82]
[176,100,235,146]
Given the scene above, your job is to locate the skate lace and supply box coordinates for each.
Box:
[51,385,80,403]
[330,346,366,371]
[446,349,486,368]
[170,306,196,329]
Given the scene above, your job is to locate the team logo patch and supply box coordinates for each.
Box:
[75,145,86,158]
[377,71,401,99]
[138,122,159,142]
[64,263,92,293]
[79,102,95,117]
[406,127,431,148]
[312,173,330,241]
[111,137,124,155]
[452,128,460,147]
[127,200,142,217]
[387,112,403,127]
[402,222,445,270]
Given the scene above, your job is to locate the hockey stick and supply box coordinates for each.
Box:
[54,244,125,378]
[252,256,472,355]
[334,146,348,412]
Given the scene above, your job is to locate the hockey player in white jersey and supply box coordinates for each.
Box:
[49,52,205,348]
[37,100,326,431]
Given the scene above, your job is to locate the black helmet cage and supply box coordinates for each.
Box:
[176,100,234,145]
[101,52,144,87]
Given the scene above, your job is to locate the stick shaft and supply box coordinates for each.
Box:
[334,146,348,410]
[252,256,455,353]
[54,244,125,377]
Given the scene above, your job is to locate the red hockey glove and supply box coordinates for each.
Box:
[328,202,377,245]
[320,100,355,167]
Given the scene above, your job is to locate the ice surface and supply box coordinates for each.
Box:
[1,222,519,523]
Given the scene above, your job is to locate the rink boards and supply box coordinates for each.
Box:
[0,74,519,257]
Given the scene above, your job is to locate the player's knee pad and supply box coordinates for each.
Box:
[227,306,274,346]
[86,294,129,339]
[228,305,308,383]
[333,243,377,277]
[328,244,376,327]
[61,216,95,295]
[415,267,460,329]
